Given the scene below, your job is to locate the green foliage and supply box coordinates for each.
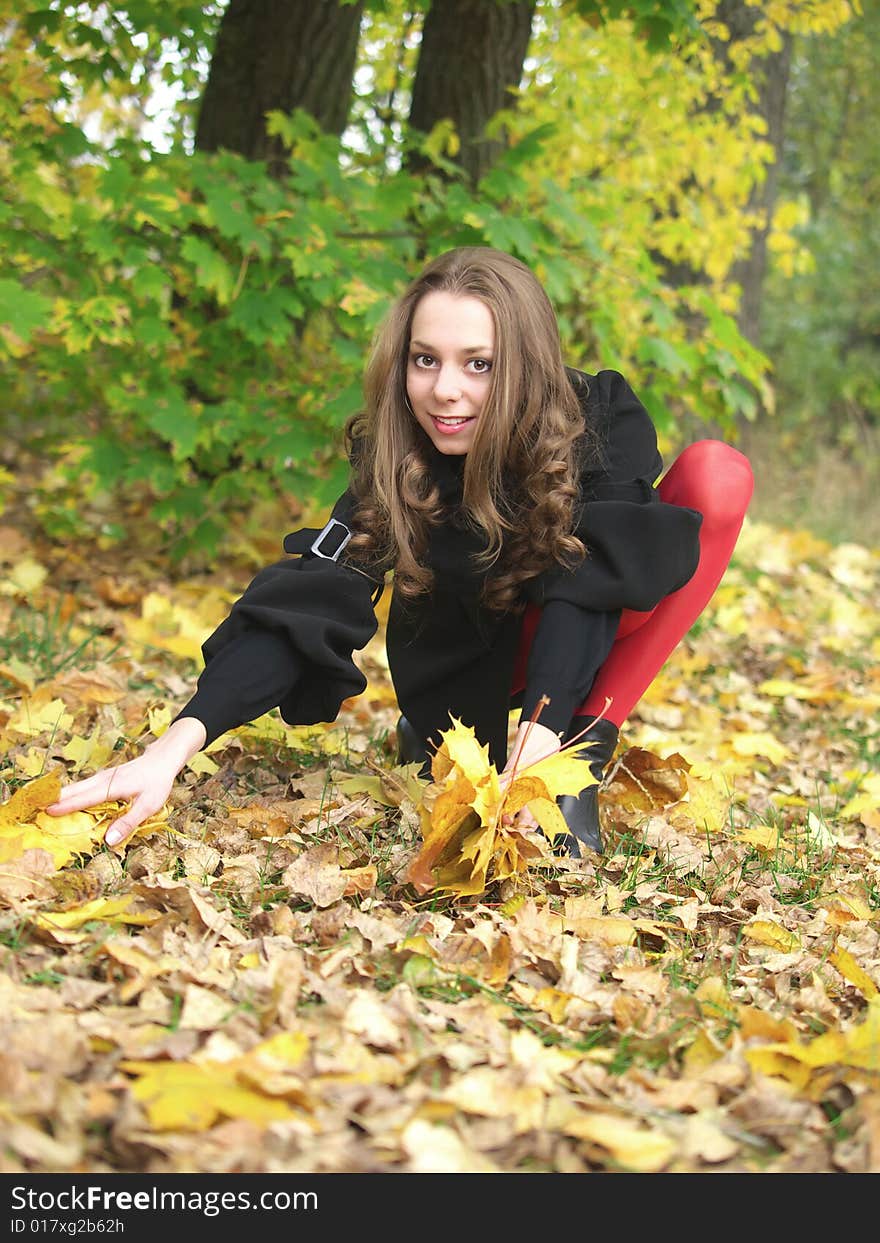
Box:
[1,1,792,561]
[761,3,880,447]
[572,0,701,50]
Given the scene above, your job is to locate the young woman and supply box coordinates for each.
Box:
[48,247,754,857]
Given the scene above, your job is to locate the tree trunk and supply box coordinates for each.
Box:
[195,0,365,173]
[714,2,792,347]
[408,0,537,183]
[733,41,792,345]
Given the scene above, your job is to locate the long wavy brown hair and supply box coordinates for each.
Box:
[345,247,597,612]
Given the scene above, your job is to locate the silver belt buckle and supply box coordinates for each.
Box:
[310,517,352,562]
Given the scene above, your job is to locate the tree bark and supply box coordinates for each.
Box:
[407,0,537,183]
[656,4,791,350]
[195,0,365,173]
[714,2,792,347]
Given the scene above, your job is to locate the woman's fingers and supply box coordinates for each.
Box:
[500,805,539,831]
[46,768,135,815]
[103,793,161,847]
[44,758,173,847]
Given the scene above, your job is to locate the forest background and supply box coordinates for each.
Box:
[2,0,878,558]
[1,0,879,1179]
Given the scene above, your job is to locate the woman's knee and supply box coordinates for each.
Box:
[661,439,754,527]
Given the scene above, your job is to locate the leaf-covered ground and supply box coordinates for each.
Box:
[1,511,878,1174]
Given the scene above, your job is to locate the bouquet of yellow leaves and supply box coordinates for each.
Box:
[404,715,598,898]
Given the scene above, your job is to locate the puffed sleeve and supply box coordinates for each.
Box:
[524,370,702,614]
[175,488,385,743]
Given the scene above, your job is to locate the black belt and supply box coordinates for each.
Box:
[283,519,385,588]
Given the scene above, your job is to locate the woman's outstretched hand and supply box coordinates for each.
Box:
[45,717,208,847]
[500,720,561,832]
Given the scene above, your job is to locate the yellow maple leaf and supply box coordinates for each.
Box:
[743,920,800,953]
[684,770,733,832]
[554,1106,678,1172]
[431,717,495,787]
[6,697,73,739]
[840,774,880,823]
[27,811,105,866]
[148,704,172,736]
[123,592,210,661]
[0,656,36,692]
[530,987,574,1023]
[731,731,789,765]
[0,772,62,829]
[400,715,594,899]
[60,727,116,773]
[736,1006,799,1044]
[13,749,50,779]
[522,796,570,843]
[829,947,879,999]
[120,1060,301,1131]
[186,751,219,776]
[745,997,880,1080]
[515,746,599,799]
[34,896,162,933]
[3,557,49,595]
[0,775,168,869]
[239,1031,310,1072]
[737,824,782,852]
[821,892,875,923]
[758,677,835,703]
[405,718,594,897]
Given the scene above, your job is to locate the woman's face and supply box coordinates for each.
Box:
[406,291,495,455]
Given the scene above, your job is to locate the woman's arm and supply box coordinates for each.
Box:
[525,369,703,615]
[47,622,307,847]
[47,716,207,846]
[46,492,382,847]
[518,601,620,735]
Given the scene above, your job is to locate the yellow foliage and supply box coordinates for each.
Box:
[554,1106,678,1172]
[405,718,594,896]
[745,997,880,1083]
[0,773,168,870]
[6,697,74,739]
[121,1030,314,1131]
[730,731,790,765]
[0,558,48,596]
[120,1060,302,1131]
[124,591,215,661]
[0,772,61,827]
[839,773,880,822]
[743,920,800,953]
[34,896,161,934]
[60,728,117,773]
[829,946,879,998]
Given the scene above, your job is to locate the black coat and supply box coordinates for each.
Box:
[183,370,702,766]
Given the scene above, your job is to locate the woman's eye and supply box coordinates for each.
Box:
[413,353,435,368]
[470,358,492,373]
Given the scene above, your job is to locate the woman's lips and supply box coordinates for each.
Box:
[431,415,475,435]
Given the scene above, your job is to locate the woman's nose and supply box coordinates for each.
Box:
[433,366,462,401]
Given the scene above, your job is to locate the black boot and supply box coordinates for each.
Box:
[556,715,620,858]
[396,716,433,779]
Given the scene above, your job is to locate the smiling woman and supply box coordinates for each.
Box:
[47,246,753,859]
[406,291,495,453]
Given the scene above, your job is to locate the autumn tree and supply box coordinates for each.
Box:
[406,0,537,181]
[0,0,858,559]
[711,0,794,348]
[195,0,366,173]
[760,0,880,444]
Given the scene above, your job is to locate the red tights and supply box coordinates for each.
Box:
[514,439,755,728]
